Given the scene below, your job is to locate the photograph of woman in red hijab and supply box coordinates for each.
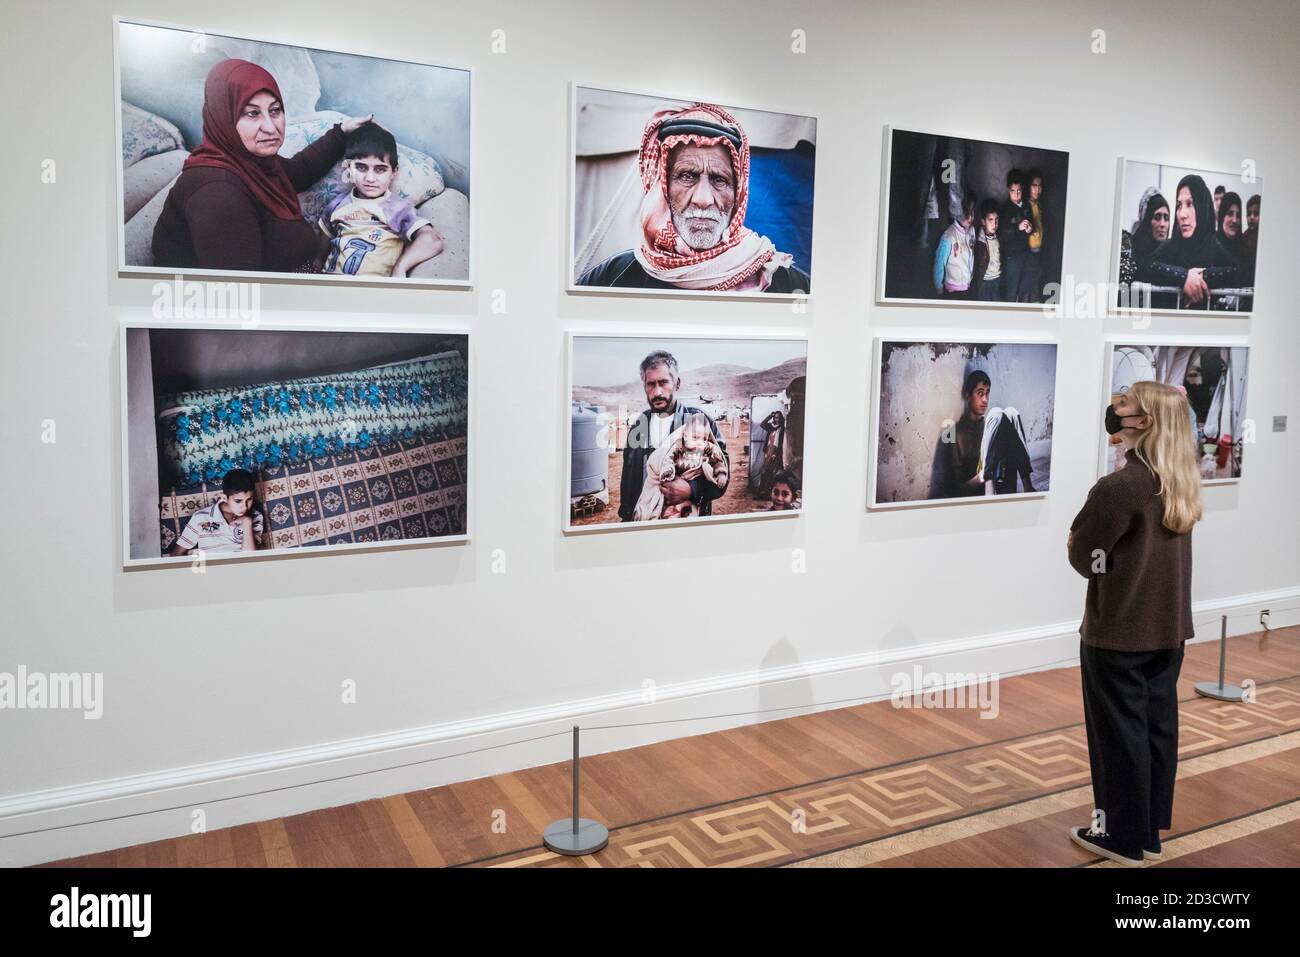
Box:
[116,19,471,285]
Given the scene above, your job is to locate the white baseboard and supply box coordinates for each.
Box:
[3,586,1295,867]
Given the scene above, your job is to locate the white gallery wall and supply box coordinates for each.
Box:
[1,0,1297,865]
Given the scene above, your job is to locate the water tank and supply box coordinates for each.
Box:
[571,402,609,496]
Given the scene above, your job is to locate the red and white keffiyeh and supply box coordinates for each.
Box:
[634,103,792,291]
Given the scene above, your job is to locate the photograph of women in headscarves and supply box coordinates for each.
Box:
[872,341,1057,506]
[880,128,1070,305]
[1114,160,1262,313]
[571,86,816,297]
[116,20,471,285]
[1104,344,1250,480]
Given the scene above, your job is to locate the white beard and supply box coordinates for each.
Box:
[672,206,729,251]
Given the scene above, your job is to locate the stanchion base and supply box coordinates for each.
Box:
[1194,681,1247,702]
[543,818,609,856]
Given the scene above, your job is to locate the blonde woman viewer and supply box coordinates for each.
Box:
[1066,381,1203,866]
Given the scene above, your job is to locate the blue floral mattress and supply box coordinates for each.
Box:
[155,351,468,551]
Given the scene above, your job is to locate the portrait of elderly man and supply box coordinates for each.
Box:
[573,92,816,295]
[619,350,730,522]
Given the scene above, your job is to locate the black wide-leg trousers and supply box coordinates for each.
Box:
[1079,638,1186,857]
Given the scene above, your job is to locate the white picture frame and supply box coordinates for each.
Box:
[1108,156,1261,318]
[874,124,1072,310]
[1097,335,1251,485]
[113,15,475,289]
[566,81,818,302]
[867,331,1060,509]
[563,328,811,533]
[119,315,473,569]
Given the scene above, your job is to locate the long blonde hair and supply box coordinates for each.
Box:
[1127,380,1203,533]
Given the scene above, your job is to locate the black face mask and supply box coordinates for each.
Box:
[1104,404,1125,435]
[1105,404,1145,435]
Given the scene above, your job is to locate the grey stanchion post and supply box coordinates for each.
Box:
[1194,614,1247,702]
[542,725,609,856]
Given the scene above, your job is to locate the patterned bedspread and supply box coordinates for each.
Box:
[155,351,468,551]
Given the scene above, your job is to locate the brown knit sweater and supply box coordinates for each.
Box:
[1068,448,1194,651]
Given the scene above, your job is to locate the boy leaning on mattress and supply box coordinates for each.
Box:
[171,468,263,556]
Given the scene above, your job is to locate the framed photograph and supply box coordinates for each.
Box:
[568,84,817,299]
[1100,338,1250,483]
[121,321,470,567]
[869,336,1058,508]
[1111,158,1261,314]
[566,332,808,531]
[877,126,1070,308]
[114,17,472,286]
